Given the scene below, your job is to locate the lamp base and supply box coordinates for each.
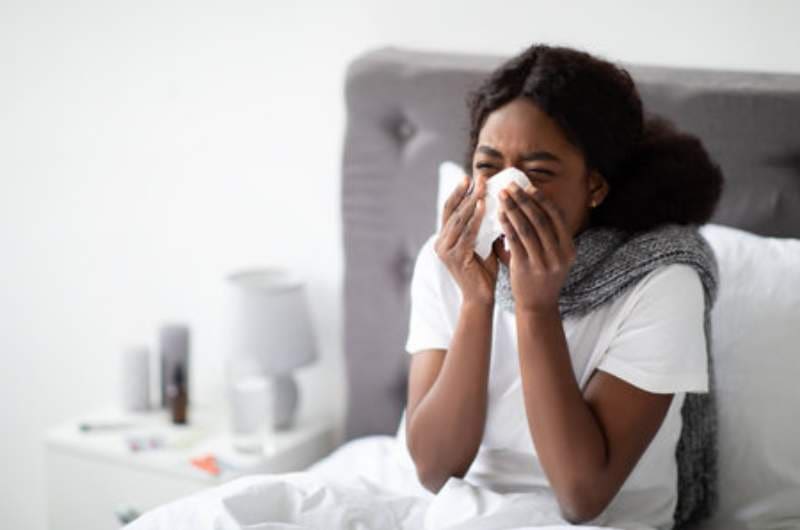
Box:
[272,373,299,430]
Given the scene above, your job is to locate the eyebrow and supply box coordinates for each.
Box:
[477,145,562,163]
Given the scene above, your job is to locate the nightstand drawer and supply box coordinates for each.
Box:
[47,448,208,530]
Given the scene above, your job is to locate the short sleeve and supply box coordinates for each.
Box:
[404,235,455,354]
[595,263,709,394]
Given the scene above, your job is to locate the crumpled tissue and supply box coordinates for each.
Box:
[438,161,531,260]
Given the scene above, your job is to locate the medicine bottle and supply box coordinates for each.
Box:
[168,364,188,425]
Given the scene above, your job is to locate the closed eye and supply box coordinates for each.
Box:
[476,163,552,174]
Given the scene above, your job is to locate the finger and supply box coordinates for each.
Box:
[455,196,485,249]
[498,208,526,261]
[441,179,476,249]
[508,182,560,267]
[442,174,471,228]
[529,187,575,258]
[441,197,475,251]
[481,248,498,277]
[442,176,485,251]
[499,188,544,268]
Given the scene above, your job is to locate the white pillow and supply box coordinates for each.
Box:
[698,223,800,528]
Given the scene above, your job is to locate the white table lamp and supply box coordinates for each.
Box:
[228,267,318,430]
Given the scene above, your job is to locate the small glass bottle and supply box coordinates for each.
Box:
[168,364,188,425]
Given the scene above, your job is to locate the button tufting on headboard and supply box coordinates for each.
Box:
[392,370,408,405]
[392,114,416,144]
[397,250,415,284]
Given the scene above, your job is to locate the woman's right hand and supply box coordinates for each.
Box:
[434,173,499,306]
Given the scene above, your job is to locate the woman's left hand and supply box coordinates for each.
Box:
[498,182,577,314]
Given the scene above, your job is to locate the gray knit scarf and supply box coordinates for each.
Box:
[495,222,719,529]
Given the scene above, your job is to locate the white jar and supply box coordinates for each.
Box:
[121,345,151,412]
[226,357,275,454]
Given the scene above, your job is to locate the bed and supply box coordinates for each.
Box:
[127,47,800,530]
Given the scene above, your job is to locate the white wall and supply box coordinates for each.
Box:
[1,1,798,528]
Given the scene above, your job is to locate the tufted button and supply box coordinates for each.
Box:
[394,116,416,143]
[392,371,408,403]
[397,251,415,283]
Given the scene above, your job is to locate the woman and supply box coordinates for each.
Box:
[401,44,723,529]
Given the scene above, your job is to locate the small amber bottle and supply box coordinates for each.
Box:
[168,364,188,425]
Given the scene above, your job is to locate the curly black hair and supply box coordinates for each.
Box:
[464,44,724,234]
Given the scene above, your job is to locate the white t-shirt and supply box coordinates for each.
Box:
[396,232,709,530]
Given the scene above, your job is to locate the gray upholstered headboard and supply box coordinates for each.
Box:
[341,46,800,441]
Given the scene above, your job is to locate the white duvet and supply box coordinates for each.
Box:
[125,435,653,530]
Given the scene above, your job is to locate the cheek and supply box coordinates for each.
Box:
[549,198,580,235]
[546,182,588,234]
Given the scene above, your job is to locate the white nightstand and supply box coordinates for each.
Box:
[45,401,336,530]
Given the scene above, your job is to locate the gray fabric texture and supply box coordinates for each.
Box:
[494,221,720,529]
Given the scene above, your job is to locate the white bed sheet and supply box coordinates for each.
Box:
[124,435,653,530]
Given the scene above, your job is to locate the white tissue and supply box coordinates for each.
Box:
[437,161,531,260]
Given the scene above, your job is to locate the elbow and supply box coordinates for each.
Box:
[409,450,463,494]
[406,430,460,494]
[557,482,608,525]
[559,505,597,526]
[416,465,450,494]
[408,447,462,494]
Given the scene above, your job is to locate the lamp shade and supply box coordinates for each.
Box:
[228,267,318,375]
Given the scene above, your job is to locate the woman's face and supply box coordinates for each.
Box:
[471,97,608,264]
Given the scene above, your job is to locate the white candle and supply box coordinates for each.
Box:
[121,345,150,411]
[229,374,275,454]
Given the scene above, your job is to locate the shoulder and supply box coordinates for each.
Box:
[644,262,702,286]
[599,263,710,394]
[419,232,439,261]
[412,233,442,279]
[610,263,708,349]
[627,263,704,312]
[410,233,448,289]
[411,232,461,301]
[416,232,458,278]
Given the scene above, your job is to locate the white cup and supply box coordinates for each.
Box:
[121,346,150,411]
[226,358,275,454]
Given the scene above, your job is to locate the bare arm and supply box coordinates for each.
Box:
[405,299,493,493]
[405,171,499,493]
[516,307,672,523]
